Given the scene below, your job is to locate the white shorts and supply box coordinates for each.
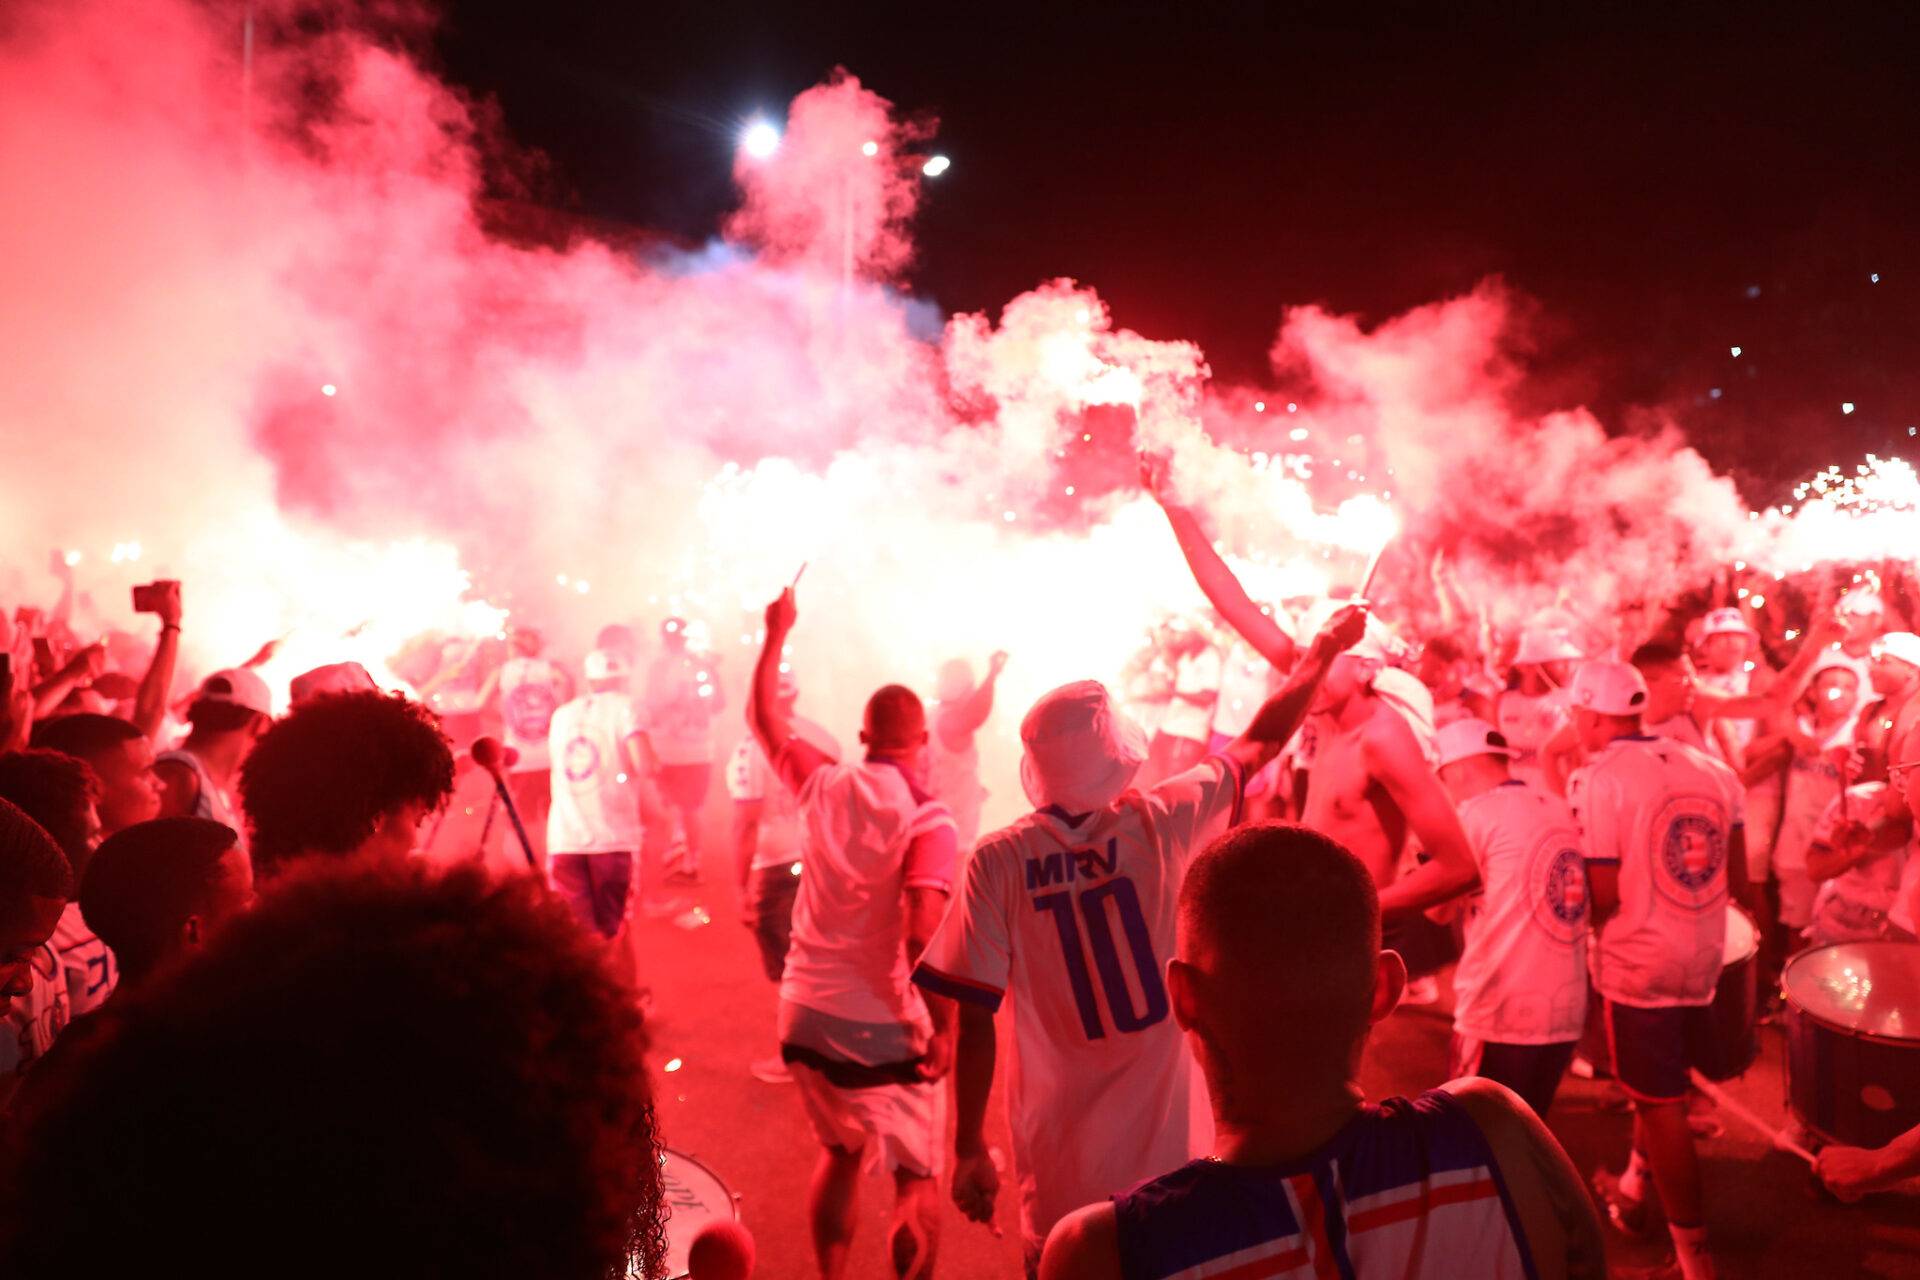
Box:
[788,1060,944,1179]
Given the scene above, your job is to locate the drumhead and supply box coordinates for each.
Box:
[1783,941,1920,1042]
[653,1148,740,1279]
[1722,903,1758,966]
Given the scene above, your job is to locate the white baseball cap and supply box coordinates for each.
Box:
[1513,628,1585,668]
[583,648,631,681]
[192,667,273,718]
[1018,681,1148,815]
[1568,660,1650,717]
[289,661,378,706]
[1435,717,1518,769]
[1700,607,1756,640]
[1871,632,1920,670]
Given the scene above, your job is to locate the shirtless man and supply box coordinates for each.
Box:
[1144,459,1478,943]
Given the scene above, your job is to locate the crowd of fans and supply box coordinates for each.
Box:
[1,498,1918,1280]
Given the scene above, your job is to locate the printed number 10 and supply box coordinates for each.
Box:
[1034,876,1168,1040]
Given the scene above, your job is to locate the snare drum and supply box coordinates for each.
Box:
[1696,905,1760,1082]
[652,1148,741,1279]
[1784,940,1920,1148]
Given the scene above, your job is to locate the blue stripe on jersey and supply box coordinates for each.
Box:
[1335,1091,1501,1201]
[1114,1160,1304,1280]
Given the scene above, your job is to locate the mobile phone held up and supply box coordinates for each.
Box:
[132,582,170,615]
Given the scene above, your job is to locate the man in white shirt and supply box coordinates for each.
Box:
[0,750,113,1017]
[485,624,572,866]
[0,797,72,1098]
[727,670,840,1083]
[645,616,723,885]
[547,649,651,944]
[1433,718,1589,1119]
[912,604,1368,1270]
[749,588,958,1280]
[1568,662,1744,1280]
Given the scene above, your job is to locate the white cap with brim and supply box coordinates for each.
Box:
[1513,629,1586,667]
[1872,632,1920,670]
[1700,607,1757,639]
[1435,717,1518,769]
[289,661,378,705]
[1019,681,1148,815]
[194,667,273,718]
[1568,660,1650,717]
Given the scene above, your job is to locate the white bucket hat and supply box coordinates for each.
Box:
[1435,717,1518,769]
[1019,681,1148,815]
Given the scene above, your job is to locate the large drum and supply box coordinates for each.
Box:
[1783,940,1920,1148]
[1695,905,1761,1081]
[653,1148,741,1279]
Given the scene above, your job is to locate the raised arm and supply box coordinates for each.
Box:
[1371,717,1481,917]
[133,580,182,739]
[1143,455,1298,671]
[1697,609,1844,723]
[1220,604,1368,776]
[948,651,1008,737]
[750,588,832,792]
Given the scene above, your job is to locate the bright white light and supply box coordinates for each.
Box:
[922,154,951,177]
[1254,400,1266,412]
[740,120,781,159]
[663,1058,683,1073]
[1730,346,1742,357]
[1871,272,1881,284]
[321,384,337,397]
[1289,427,1309,442]
[1843,402,1856,415]
[860,140,879,157]
[62,549,81,567]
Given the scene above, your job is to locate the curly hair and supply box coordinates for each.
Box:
[0,796,73,906]
[0,860,667,1279]
[0,749,101,874]
[238,691,454,877]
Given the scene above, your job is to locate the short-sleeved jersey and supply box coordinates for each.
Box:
[53,902,115,1016]
[0,943,70,1076]
[1807,782,1907,942]
[1112,1090,1535,1280]
[779,757,957,1036]
[546,692,645,854]
[913,757,1246,1249]
[724,716,839,872]
[1452,780,1589,1045]
[1570,734,1743,1007]
[1496,688,1569,790]
[498,656,568,772]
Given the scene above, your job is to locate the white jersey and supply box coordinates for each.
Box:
[498,656,567,772]
[1452,781,1589,1045]
[1891,834,1920,936]
[53,901,115,1016]
[914,757,1246,1252]
[1570,734,1743,1008]
[1806,783,1907,944]
[779,756,957,1036]
[546,692,645,854]
[1496,688,1569,790]
[1697,666,1755,762]
[0,943,70,1076]
[724,717,839,872]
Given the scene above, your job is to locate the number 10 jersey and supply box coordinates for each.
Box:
[914,756,1245,1255]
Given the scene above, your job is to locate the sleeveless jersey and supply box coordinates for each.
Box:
[156,747,240,832]
[1113,1090,1534,1280]
[914,757,1245,1253]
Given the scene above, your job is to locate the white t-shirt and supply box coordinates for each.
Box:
[1806,782,1907,944]
[498,656,568,772]
[778,757,957,1034]
[546,692,645,854]
[1570,735,1744,1008]
[54,901,115,1016]
[724,717,839,872]
[1497,688,1569,790]
[1452,781,1589,1045]
[1889,831,1920,937]
[913,757,1246,1252]
[0,943,70,1076]
[1697,666,1754,762]
[1156,647,1222,743]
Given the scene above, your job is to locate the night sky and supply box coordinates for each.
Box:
[432,4,1920,497]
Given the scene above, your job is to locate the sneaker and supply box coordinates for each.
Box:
[1401,975,1441,1006]
[750,1055,793,1084]
[1590,1167,1656,1239]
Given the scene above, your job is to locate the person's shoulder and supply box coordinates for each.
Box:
[1437,1076,1543,1155]
[1038,1200,1120,1280]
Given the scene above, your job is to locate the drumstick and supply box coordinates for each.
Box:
[1687,1070,1816,1166]
[791,562,808,589]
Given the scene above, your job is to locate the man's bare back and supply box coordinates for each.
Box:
[1303,697,1412,887]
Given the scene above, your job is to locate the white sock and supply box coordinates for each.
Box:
[1618,1148,1650,1203]
[1669,1221,1715,1280]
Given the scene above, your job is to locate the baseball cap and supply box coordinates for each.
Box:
[192,668,272,718]
[583,649,631,681]
[1568,660,1650,717]
[1700,607,1756,639]
[1871,632,1920,670]
[289,661,378,706]
[1018,681,1148,815]
[1435,717,1518,769]
[1513,628,1585,667]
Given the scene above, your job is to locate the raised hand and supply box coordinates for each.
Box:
[765,587,798,635]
